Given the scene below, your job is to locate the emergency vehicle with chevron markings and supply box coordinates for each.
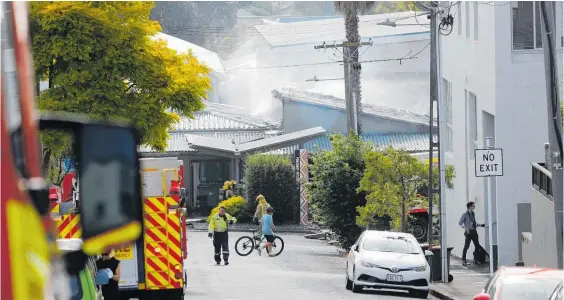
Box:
[54,157,188,300]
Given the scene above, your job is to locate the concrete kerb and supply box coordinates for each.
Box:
[429,289,457,300]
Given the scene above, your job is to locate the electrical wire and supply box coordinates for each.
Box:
[477,1,512,6]
[539,2,563,156]
[231,41,430,72]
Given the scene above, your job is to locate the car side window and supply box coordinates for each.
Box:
[353,233,364,248]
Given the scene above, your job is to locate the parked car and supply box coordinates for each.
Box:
[57,239,103,300]
[473,266,563,300]
[549,282,563,300]
[345,230,433,298]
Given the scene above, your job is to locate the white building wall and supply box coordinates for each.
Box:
[441,2,561,265]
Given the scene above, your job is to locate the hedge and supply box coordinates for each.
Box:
[241,154,299,224]
[207,196,247,223]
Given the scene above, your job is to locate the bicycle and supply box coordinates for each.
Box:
[234,229,285,257]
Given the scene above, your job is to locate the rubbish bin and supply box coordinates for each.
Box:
[421,244,454,282]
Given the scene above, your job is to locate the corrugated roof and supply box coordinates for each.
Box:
[170,101,279,132]
[262,132,434,155]
[273,88,432,126]
[138,131,270,154]
[153,32,226,75]
[255,11,429,47]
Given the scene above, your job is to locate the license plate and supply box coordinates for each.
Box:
[114,245,133,260]
[386,274,403,282]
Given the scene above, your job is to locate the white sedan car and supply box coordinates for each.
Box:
[345,230,433,298]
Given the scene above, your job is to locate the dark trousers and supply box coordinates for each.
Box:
[462,229,483,261]
[213,231,229,263]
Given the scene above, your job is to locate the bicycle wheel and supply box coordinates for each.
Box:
[235,236,255,256]
[265,236,284,256]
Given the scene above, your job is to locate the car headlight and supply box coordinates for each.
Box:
[413,265,427,272]
[361,260,378,268]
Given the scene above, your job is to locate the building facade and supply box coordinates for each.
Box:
[441,1,563,266]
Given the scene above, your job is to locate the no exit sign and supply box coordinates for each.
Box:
[475,148,504,177]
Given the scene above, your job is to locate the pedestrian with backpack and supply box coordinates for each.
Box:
[458,201,488,266]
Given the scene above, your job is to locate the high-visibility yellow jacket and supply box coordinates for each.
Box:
[254,198,270,220]
[208,213,237,233]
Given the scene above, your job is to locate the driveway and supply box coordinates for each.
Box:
[184,230,431,300]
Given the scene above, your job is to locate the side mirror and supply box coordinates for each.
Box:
[40,113,143,255]
[354,245,360,252]
[424,250,434,257]
[473,293,490,300]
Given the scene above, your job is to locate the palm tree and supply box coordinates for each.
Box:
[334,1,375,136]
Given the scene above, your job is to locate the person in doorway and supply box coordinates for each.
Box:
[252,194,270,240]
[208,206,237,265]
[257,206,276,257]
[95,250,121,300]
[458,201,487,266]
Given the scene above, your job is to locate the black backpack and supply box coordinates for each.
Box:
[473,248,489,264]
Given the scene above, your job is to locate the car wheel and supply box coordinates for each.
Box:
[351,268,362,293]
[409,289,429,299]
[345,274,353,290]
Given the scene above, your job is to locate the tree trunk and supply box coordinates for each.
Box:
[42,148,51,179]
[344,9,363,135]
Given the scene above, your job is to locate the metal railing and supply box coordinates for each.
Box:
[531,162,553,199]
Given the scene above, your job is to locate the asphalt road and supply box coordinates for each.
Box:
[184,230,431,300]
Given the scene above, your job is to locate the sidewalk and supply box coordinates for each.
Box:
[430,256,491,300]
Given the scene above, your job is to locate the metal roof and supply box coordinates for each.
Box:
[273,88,432,126]
[170,101,279,132]
[138,131,271,154]
[186,126,326,156]
[255,11,429,47]
[262,132,434,155]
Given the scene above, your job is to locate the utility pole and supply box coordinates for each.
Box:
[539,1,563,269]
[423,1,449,283]
[314,41,372,135]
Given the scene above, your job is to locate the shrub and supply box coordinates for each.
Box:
[207,196,247,223]
[306,134,370,250]
[242,154,299,224]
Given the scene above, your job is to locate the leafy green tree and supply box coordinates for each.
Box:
[357,147,455,231]
[374,1,418,13]
[307,134,371,250]
[30,1,211,175]
[242,154,299,223]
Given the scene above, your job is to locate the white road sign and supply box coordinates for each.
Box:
[475,148,503,177]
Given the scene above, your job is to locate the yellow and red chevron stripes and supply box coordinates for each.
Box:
[56,214,82,239]
[49,202,60,214]
[143,197,183,290]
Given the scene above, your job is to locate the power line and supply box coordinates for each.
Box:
[229,41,431,72]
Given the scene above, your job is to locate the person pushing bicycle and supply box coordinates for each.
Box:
[253,194,270,240]
[257,206,276,257]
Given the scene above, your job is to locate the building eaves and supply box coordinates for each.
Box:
[273,88,433,126]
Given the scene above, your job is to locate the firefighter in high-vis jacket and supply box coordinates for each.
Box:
[208,206,237,265]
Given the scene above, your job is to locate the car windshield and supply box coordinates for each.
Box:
[363,236,421,254]
[499,277,561,300]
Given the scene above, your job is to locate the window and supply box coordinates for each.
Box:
[512,1,543,50]
[473,2,479,40]
[465,1,470,37]
[457,2,462,35]
[442,79,453,153]
[467,91,478,157]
